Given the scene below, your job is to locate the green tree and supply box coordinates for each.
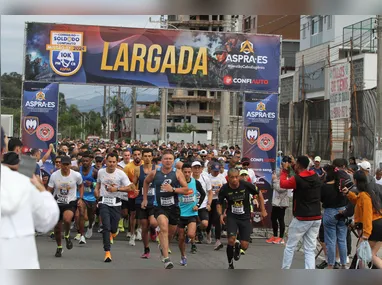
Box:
[176,122,196,133]
[143,103,160,118]
[58,92,67,114]
[107,96,129,136]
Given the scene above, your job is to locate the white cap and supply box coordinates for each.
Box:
[314,156,321,162]
[358,161,371,171]
[191,161,202,167]
[199,150,207,155]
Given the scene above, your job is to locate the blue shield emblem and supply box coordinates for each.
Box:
[24,116,39,135]
[245,127,260,145]
[46,31,86,77]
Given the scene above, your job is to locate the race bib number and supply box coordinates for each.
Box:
[57,194,69,204]
[182,195,195,204]
[160,196,175,206]
[84,186,92,193]
[148,187,155,196]
[232,203,245,215]
[102,197,116,206]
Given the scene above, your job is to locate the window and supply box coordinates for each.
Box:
[253,17,256,28]
[198,90,207,97]
[199,102,207,110]
[199,26,209,31]
[311,17,319,35]
[319,16,323,33]
[302,23,306,39]
[327,15,332,29]
[244,17,251,31]
[190,15,196,20]
[200,15,209,21]
[188,90,194,96]
[219,27,224,32]
[197,117,213,124]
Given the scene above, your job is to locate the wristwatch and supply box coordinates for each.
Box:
[172,187,176,193]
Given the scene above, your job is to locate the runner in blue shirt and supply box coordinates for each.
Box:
[177,163,205,266]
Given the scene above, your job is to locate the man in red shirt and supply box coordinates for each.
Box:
[280,156,322,269]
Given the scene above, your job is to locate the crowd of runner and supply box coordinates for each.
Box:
[2,136,382,269]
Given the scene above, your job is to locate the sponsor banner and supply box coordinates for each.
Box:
[25,22,280,92]
[21,81,59,174]
[243,93,278,228]
[329,63,351,120]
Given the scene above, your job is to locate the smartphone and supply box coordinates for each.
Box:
[18,154,37,178]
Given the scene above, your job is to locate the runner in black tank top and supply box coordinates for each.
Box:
[132,149,157,259]
[142,151,189,269]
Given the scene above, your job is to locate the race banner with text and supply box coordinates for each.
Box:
[21,81,59,174]
[24,22,280,92]
[329,62,351,120]
[243,93,278,228]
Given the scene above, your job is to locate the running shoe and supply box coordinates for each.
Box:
[141,252,150,259]
[50,232,55,239]
[126,232,132,239]
[221,230,227,238]
[84,220,89,228]
[164,258,174,269]
[214,240,224,251]
[228,260,234,269]
[55,247,63,257]
[110,233,114,245]
[180,256,187,266]
[65,236,73,250]
[85,227,93,239]
[74,233,81,241]
[274,238,285,245]
[206,233,212,244]
[98,226,103,233]
[233,240,241,261]
[129,234,136,246]
[240,249,246,255]
[104,251,112,262]
[266,236,276,244]
[79,235,86,244]
[118,219,125,233]
[136,228,142,241]
[191,244,197,254]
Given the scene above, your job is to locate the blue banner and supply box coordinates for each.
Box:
[21,81,59,174]
[243,93,278,228]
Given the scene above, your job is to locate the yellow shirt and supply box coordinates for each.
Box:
[347,191,382,238]
[124,161,143,198]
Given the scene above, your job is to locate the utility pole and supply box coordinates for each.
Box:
[159,88,168,143]
[107,86,110,139]
[375,15,382,170]
[103,86,107,138]
[131,87,137,141]
[301,55,309,156]
[112,87,127,139]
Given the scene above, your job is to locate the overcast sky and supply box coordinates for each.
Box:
[1,15,161,99]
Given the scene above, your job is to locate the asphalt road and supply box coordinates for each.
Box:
[36,227,306,269]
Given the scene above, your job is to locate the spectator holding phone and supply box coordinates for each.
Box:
[320,165,349,269]
[0,127,59,269]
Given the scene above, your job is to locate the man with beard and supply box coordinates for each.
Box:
[124,148,144,245]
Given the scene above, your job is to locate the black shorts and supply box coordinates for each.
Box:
[121,200,129,210]
[154,206,180,226]
[198,208,209,221]
[178,216,197,228]
[128,198,136,213]
[226,215,252,242]
[136,205,155,220]
[369,218,382,241]
[58,201,77,221]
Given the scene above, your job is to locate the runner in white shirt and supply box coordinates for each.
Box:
[47,155,84,258]
[117,149,131,170]
[375,168,382,186]
[95,152,135,263]
[191,161,213,244]
[207,162,227,250]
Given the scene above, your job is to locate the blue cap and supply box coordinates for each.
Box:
[211,163,220,172]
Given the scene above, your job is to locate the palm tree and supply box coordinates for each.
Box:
[107,96,129,136]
